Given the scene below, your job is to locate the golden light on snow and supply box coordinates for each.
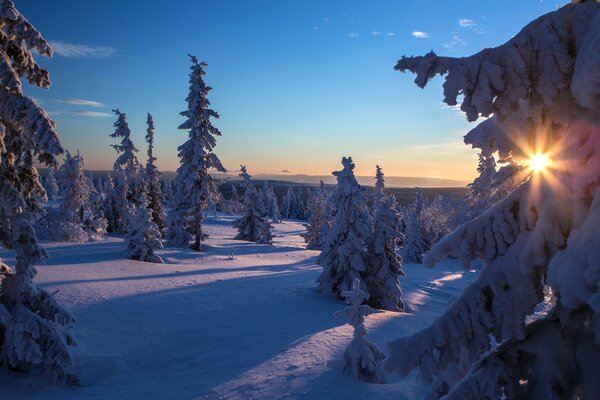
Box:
[528,153,551,173]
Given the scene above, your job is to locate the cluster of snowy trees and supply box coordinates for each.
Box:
[316,157,406,312]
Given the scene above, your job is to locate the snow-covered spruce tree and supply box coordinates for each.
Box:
[292,187,305,220]
[161,179,173,203]
[144,113,166,230]
[166,55,226,250]
[109,109,139,232]
[280,187,294,219]
[373,165,385,207]
[386,3,600,398]
[367,181,406,311]
[303,181,328,250]
[226,184,243,214]
[125,188,164,264]
[257,220,275,245]
[400,187,426,264]
[37,150,91,242]
[233,166,272,242]
[102,172,120,232]
[0,1,76,382]
[45,168,59,201]
[334,278,386,383]
[61,150,90,224]
[421,194,452,248]
[317,157,372,299]
[265,186,281,222]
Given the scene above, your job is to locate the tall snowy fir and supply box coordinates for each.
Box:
[45,168,59,201]
[373,165,385,207]
[334,278,386,383]
[303,181,328,250]
[401,187,426,264]
[60,151,90,224]
[386,3,600,398]
[109,109,139,232]
[166,55,226,250]
[233,166,272,242]
[316,157,372,301]
[0,1,75,382]
[265,186,281,222]
[144,113,166,230]
[367,167,406,311]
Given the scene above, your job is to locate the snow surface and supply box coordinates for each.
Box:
[0,216,477,400]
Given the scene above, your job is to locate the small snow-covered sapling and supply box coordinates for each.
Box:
[334,278,386,383]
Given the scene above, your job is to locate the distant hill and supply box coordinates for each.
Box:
[171,172,469,188]
[39,169,469,188]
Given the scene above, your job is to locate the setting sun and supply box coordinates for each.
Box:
[529,153,551,172]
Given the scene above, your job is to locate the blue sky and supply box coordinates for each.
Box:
[21,0,558,180]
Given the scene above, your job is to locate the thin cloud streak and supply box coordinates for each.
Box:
[50,40,116,58]
[72,111,112,118]
[56,98,105,108]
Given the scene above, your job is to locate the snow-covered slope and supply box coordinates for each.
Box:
[0,216,477,400]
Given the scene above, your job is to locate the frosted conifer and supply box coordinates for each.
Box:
[234,166,272,242]
[0,1,76,382]
[167,55,226,250]
[125,189,164,263]
[303,181,328,250]
[401,188,426,264]
[334,278,386,383]
[317,157,372,298]
[45,168,59,201]
[386,3,600,398]
[367,168,406,311]
[144,113,166,230]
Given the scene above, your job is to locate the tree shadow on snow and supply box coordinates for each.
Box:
[60,265,349,400]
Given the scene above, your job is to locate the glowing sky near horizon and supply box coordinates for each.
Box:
[21,0,557,181]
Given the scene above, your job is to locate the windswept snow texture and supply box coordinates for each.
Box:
[0,217,477,400]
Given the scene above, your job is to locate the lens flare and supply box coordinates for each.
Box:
[529,153,551,172]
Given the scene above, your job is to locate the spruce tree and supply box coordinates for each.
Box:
[401,187,426,264]
[0,1,76,382]
[334,278,386,383]
[317,157,372,298]
[362,166,406,311]
[373,165,385,207]
[233,166,272,242]
[45,168,59,201]
[109,109,139,232]
[386,3,600,397]
[125,185,164,264]
[167,55,226,250]
[303,181,328,250]
[368,192,406,311]
[144,113,166,230]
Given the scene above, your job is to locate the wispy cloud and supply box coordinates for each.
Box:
[72,111,112,118]
[56,98,105,108]
[458,18,483,33]
[323,17,329,22]
[348,32,359,38]
[49,40,116,58]
[412,31,430,39]
[386,32,396,37]
[313,26,319,30]
[281,169,291,174]
[458,18,475,28]
[443,32,467,48]
[371,31,383,36]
